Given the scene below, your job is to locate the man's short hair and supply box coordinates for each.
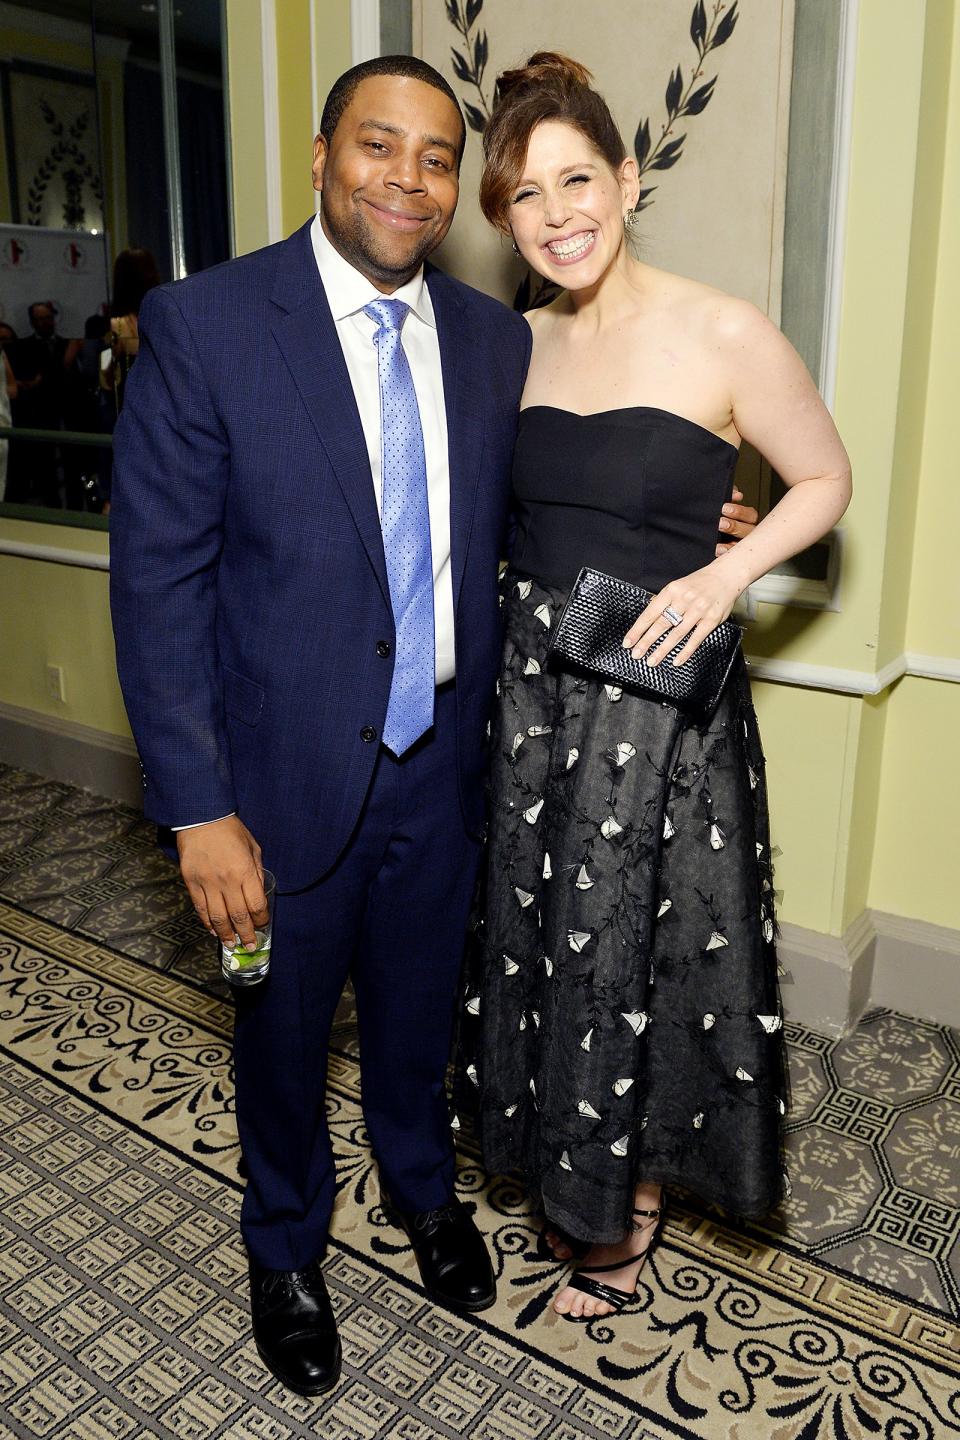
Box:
[319,55,466,168]
[28,301,54,325]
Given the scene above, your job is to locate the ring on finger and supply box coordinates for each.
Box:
[662,605,684,626]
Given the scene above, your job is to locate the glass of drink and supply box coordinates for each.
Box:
[219,869,276,987]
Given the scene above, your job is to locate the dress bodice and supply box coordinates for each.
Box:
[509,405,739,592]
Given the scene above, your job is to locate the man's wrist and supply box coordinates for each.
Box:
[171,813,236,832]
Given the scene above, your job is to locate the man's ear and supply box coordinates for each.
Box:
[312,134,327,194]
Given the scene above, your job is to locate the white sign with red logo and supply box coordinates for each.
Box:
[0,224,110,339]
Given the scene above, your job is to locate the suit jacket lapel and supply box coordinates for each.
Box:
[269,222,390,606]
[429,266,485,610]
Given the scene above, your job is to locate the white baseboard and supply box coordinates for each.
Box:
[0,701,141,806]
[779,907,960,1034]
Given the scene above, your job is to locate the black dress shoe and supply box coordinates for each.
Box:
[390,1200,496,1312]
[249,1258,342,1396]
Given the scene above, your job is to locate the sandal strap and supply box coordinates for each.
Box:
[632,1206,661,1219]
[567,1271,631,1312]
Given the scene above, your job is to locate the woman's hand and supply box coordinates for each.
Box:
[622,559,747,667]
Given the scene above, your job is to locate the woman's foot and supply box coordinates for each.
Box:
[541,1228,576,1262]
[552,1183,663,1319]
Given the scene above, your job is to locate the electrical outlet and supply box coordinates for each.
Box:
[45,664,66,703]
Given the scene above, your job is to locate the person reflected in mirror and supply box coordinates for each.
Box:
[96,249,161,512]
[100,247,162,412]
[0,328,16,502]
[6,302,73,506]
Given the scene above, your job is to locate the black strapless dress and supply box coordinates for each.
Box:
[459,407,785,1245]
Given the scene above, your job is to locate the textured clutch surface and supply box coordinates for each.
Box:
[546,566,743,719]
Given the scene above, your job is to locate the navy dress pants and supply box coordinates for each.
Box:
[233,685,482,1271]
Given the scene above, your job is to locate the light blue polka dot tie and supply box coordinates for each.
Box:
[364,298,435,755]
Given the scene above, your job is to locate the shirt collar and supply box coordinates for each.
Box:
[310,212,434,329]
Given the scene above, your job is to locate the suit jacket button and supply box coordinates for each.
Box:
[376,640,391,657]
[360,725,378,743]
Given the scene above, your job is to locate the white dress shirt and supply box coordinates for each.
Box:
[311,214,455,684]
[174,217,455,831]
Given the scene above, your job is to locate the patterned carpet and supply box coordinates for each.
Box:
[1,765,959,1434]
[1,901,958,1440]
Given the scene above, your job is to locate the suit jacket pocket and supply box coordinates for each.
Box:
[223,666,265,726]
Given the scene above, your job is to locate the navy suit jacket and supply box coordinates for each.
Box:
[110,219,531,889]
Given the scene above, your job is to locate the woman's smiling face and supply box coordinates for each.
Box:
[508,120,638,289]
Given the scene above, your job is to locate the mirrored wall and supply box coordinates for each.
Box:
[0,0,231,525]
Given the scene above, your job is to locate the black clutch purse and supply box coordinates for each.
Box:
[545,566,743,720]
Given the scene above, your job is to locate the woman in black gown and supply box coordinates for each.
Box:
[461,55,852,1321]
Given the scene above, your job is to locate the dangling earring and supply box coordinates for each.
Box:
[511,237,520,256]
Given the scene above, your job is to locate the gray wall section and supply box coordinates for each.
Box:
[381,0,413,56]
[780,0,844,384]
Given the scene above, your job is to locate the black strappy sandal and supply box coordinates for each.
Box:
[558,1196,665,1322]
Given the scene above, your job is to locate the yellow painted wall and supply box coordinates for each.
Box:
[751,682,860,937]
[225,0,351,253]
[866,1,960,931]
[0,521,127,736]
[877,0,953,671]
[905,3,960,664]
[748,0,960,936]
[276,0,351,235]
[869,678,960,928]
[225,0,270,256]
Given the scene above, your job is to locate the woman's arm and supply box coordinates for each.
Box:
[624,298,851,664]
[3,352,16,401]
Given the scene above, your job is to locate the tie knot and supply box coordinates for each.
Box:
[364,298,409,337]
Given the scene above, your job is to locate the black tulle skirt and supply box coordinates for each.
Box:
[457,570,785,1244]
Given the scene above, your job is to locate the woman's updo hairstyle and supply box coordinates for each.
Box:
[479,52,628,234]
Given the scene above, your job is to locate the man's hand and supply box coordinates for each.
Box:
[715,485,759,556]
[177,816,268,951]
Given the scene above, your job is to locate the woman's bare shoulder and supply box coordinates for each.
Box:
[684,280,776,348]
[647,266,770,338]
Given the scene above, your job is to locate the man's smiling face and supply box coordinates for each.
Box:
[312,74,463,292]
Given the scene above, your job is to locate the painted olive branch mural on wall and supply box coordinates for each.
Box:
[26,97,104,229]
[446,0,492,133]
[634,0,739,211]
[441,0,739,309]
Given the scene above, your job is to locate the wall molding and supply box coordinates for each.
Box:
[903,652,960,684]
[0,700,140,806]
[780,907,960,1035]
[820,0,859,410]
[746,650,960,694]
[308,0,321,149]
[350,0,380,65]
[259,0,283,243]
[0,538,109,571]
[747,529,843,615]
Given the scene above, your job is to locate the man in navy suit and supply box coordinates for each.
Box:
[111,57,527,1395]
[112,55,757,1395]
